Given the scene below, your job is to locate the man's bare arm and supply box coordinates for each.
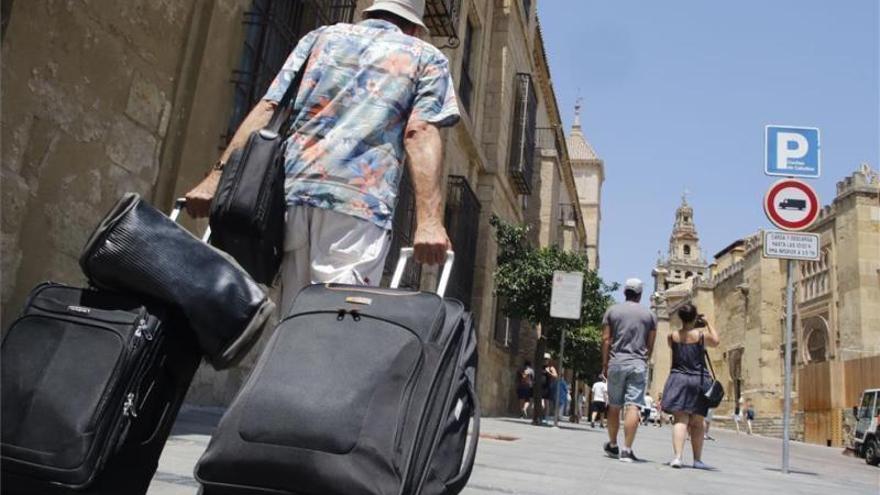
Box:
[404,120,451,265]
[646,328,657,360]
[184,100,277,217]
[601,324,611,377]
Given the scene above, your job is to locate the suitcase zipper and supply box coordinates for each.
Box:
[97,318,165,476]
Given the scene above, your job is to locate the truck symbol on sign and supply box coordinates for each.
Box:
[779,198,807,211]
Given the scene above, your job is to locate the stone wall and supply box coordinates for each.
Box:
[1,0,234,328]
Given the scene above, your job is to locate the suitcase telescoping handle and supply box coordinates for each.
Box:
[171,198,211,243]
[390,247,454,298]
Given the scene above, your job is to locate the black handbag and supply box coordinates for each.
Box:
[701,336,725,408]
[79,193,274,370]
[209,54,311,285]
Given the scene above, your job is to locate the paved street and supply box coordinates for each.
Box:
[148,407,879,495]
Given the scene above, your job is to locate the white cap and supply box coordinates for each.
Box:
[624,278,644,294]
[543,352,552,360]
[363,0,427,30]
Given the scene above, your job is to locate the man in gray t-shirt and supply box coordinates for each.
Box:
[601,278,657,462]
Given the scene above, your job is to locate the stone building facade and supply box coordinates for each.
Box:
[1,0,590,416]
[648,164,880,444]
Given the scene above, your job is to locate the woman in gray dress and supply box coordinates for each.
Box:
[660,303,720,469]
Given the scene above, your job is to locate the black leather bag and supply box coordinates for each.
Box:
[209,54,310,285]
[701,340,725,408]
[195,250,480,495]
[79,193,274,369]
[1,283,200,494]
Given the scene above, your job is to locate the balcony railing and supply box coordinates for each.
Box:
[558,203,579,226]
[444,175,481,309]
[424,0,460,48]
[508,73,537,195]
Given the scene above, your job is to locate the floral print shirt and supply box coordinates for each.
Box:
[264,19,460,230]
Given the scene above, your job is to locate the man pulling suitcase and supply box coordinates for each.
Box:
[184,0,461,310]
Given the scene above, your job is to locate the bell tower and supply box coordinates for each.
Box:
[653,192,708,292]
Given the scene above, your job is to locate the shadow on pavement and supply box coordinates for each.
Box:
[169,406,225,436]
[763,467,819,476]
[493,417,605,433]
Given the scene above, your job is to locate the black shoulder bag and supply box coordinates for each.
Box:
[701,334,725,408]
[209,54,311,285]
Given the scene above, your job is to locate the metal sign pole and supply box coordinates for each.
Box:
[554,328,566,427]
[782,258,794,474]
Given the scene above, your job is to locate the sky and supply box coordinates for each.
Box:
[538,0,880,301]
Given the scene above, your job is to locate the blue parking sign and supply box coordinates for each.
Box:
[765,125,820,178]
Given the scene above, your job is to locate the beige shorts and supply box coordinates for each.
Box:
[280,206,391,317]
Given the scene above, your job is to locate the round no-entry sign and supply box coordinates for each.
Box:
[764,179,820,231]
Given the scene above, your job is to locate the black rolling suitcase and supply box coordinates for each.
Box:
[0,282,200,494]
[1,199,212,494]
[195,248,480,495]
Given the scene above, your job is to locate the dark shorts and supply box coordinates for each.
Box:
[591,401,606,413]
[517,386,532,400]
[746,410,755,420]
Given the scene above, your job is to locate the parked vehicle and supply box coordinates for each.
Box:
[853,388,880,466]
[778,198,807,210]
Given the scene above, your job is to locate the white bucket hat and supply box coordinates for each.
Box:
[363,0,427,30]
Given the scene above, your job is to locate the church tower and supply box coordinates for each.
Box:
[652,194,708,292]
[567,100,604,269]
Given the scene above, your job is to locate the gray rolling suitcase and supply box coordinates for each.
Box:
[195,249,480,495]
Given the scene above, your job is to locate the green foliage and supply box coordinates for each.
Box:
[490,215,618,376]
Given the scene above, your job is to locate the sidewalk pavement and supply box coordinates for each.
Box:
[149,407,879,495]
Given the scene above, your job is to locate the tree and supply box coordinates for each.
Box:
[490,215,617,423]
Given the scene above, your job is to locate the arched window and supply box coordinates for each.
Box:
[806,328,827,363]
[685,271,694,278]
[683,245,691,256]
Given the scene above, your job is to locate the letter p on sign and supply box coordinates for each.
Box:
[765,125,820,178]
[776,132,808,170]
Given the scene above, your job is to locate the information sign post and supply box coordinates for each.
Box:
[550,271,584,427]
[763,125,821,474]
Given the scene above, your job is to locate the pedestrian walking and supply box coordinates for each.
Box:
[557,377,570,420]
[704,408,715,441]
[660,303,720,470]
[745,399,755,435]
[655,393,665,427]
[516,360,535,419]
[642,393,655,425]
[590,374,608,428]
[541,353,558,424]
[578,387,588,419]
[733,397,744,433]
[184,0,460,315]
[601,278,657,462]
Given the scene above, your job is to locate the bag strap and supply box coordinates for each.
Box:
[700,333,717,380]
[267,52,312,135]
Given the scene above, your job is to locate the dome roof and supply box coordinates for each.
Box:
[566,101,599,161]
